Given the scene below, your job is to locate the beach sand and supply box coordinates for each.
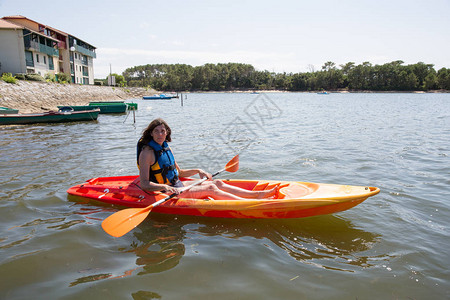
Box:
[0,81,152,113]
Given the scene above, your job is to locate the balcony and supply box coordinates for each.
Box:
[24,33,60,57]
[73,44,96,58]
[24,40,59,57]
[40,44,59,57]
[24,40,40,52]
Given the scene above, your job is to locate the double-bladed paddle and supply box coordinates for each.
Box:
[102,155,239,237]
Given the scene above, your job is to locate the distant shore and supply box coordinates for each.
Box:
[1,81,448,113]
[189,88,449,94]
[0,81,154,113]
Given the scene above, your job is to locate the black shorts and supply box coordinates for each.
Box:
[172,180,184,188]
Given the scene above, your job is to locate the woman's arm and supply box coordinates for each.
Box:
[138,146,179,194]
[176,162,212,179]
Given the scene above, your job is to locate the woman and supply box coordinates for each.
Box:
[137,118,276,200]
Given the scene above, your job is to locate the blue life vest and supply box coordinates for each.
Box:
[137,140,179,185]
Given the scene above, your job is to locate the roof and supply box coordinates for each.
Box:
[1,15,95,48]
[0,18,23,29]
[0,18,60,42]
[2,15,27,19]
[2,15,68,36]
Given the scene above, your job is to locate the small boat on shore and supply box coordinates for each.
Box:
[58,101,127,114]
[0,107,19,114]
[67,175,380,219]
[89,101,127,113]
[143,94,173,100]
[317,91,329,95]
[0,109,100,125]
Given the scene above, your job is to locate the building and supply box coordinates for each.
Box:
[0,16,96,84]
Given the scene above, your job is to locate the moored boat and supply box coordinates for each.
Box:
[58,102,127,114]
[67,175,380,219]
[0,106,19,114]
[0,109,100,125]
[142,94,173,100]
[88,101,127,113]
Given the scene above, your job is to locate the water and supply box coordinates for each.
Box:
[0,93,449,299]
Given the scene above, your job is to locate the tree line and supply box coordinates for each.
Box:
[121,61,450,92]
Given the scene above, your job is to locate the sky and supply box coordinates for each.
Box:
[1,0,449,78]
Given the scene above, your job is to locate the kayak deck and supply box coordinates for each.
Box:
[67,176,380,219]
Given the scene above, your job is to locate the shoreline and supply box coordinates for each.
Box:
[0,81,154,113]
[185,89,449,94]
[1,81,448,113]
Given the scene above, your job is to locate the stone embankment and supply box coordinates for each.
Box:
[0,81,154,113]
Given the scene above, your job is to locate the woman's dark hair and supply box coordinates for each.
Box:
[138,118,172,148]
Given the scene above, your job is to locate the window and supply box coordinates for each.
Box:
[36,54,40,63]
[44,56,46,64]
[48,56,54,70]
[25,51,34,67]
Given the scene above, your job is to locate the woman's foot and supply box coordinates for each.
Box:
[254,186,278,199]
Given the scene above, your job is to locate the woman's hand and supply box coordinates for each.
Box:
[163,185,180,194]
[198,169,212,180]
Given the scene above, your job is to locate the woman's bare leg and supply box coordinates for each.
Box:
[214,180,277,199]
[182,182,244,200]
[180,180,277,200]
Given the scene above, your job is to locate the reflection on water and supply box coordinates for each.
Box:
[171,214,382,272]
[66,208,381,287]
[131,290,162,300]
[66,206,187,286]
[127,221,186,275]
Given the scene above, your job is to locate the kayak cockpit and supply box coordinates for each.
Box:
[221,179,319,200]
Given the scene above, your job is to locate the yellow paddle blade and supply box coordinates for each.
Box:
[101,206,153,237]
[225,154,239,173]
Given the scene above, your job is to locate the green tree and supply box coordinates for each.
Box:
[121,61,447,92]
[437,68,450,90]
[424,70,438,90]
[348,62,373,90]
[411,62,435,90]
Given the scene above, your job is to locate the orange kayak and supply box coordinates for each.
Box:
[67,176,380,219]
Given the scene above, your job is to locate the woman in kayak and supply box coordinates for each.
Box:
[137,118,277,200]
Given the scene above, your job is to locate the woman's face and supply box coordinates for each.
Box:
[151,124,167,145]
